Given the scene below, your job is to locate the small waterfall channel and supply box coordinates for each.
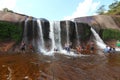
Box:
[53,21,62,51]
[66,21,70,44]
[23,18,29,43]
[91,27,120,51]
[49,21,63,52]
[75,22,80,45]
[37,19,46,53]
[91,27,106,49]
[36,21,63,55]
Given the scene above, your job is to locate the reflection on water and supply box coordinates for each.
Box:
[0,53,120,80]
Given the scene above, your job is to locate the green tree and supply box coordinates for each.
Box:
[2,8,13,13]
[106,0,120,15]
[109,0,119,9]
[96,5,106,15]
[96,0,120,15]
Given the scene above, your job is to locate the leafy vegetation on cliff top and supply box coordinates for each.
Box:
[97,0,120,15]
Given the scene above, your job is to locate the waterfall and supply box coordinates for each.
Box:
[23,18,29,43]
[91,27,120,51]
[49,21,63,52]
[37,19,46,53]
[75,22,80,45]
[91,27,106,49]
[22,19,84,56]
[49,21,55,52]
[32,19,35,49]
[53,21,62,51]
[66,21,70,44]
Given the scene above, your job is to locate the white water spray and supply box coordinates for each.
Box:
[91,27,106,49]
[53,21,62,51]
[37,19,46,53]
[49,21,56,52]
[30,20,87,56]
[47,21,80,56]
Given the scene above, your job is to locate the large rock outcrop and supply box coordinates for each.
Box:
[0,11,120,52]
[0,11,28,23]
[74,15,120,32]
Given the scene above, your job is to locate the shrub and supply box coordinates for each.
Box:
[0,21,22,42]
[101,29,120,40]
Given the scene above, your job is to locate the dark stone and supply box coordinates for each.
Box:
[60,20,75,47]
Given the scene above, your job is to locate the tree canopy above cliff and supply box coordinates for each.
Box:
[2,8,14,13]
[97,0,120,15]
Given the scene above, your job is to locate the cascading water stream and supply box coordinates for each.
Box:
[91,27,120,51]
[22,19,84,56]
[47,21,78,56]
[32,19,35,49]
[75,22,80,45]
[91,27,106,49]
[23,18,29,43]
[49,21,55,52]
[53,21,62,51]
[66,21,70,44]
[37,19,46,53]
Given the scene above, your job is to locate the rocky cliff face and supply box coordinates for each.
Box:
[0,11,28,52]
[0,11,120,52]
[0,11,27,23]
[74,15,120,32]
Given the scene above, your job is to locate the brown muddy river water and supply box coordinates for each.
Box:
[0,52,120,80]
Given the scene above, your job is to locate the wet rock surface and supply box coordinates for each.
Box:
[0,53,120,80]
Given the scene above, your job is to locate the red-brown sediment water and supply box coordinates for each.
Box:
[0,52,120,80]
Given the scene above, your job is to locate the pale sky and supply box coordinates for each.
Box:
[0,0,117,20]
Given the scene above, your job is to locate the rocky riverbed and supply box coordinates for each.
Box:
[0,52,120,80]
